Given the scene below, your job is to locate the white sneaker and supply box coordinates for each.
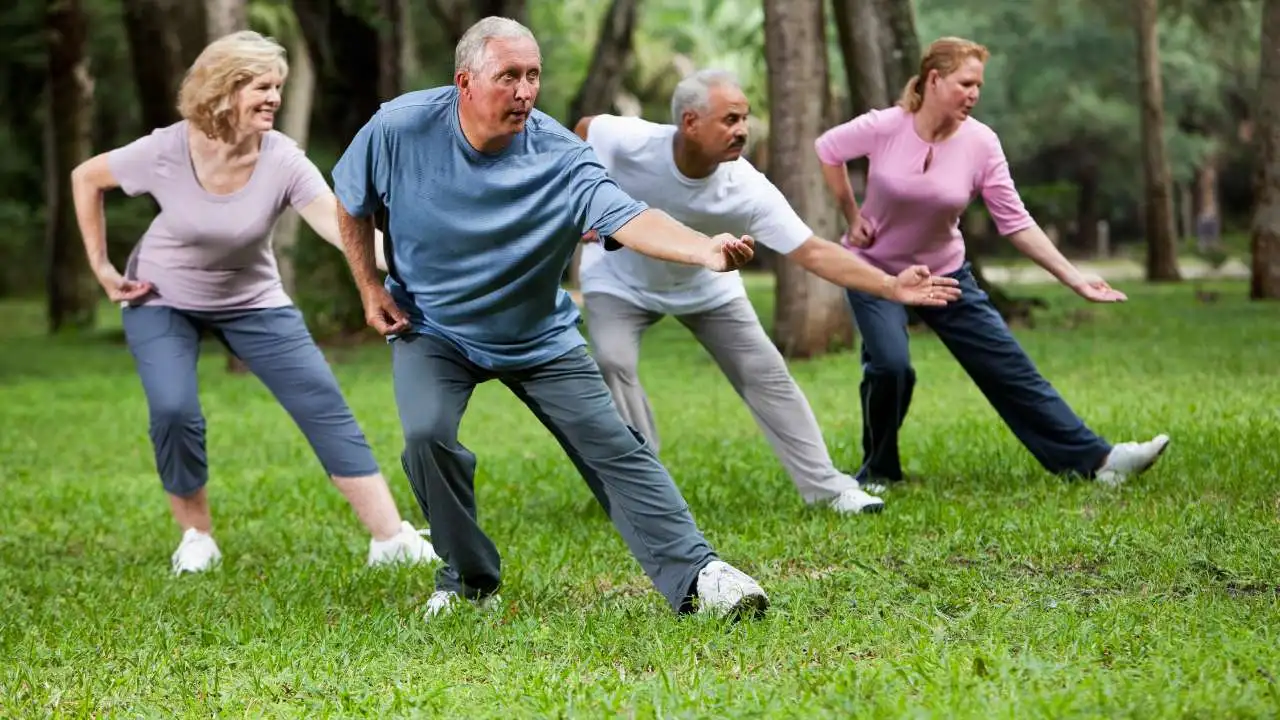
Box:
[828,485,886,514]
[694,560,769,620]
[1096,434,1170,486]
[367,521,441,567]
[422,589,502,620]
[171,527,221,575]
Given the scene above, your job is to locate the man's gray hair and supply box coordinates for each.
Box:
[454,16,539,74]
[670,69,741,125]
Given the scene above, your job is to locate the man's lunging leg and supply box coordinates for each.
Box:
[505,345,768,618]
[677,297,883,512]
[391,334,498,604]
[582,292,666,451]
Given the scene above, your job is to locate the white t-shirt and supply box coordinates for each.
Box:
[580,114,813,315]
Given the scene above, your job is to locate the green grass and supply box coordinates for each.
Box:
[2,277,1279,718]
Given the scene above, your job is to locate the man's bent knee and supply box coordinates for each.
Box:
[403,412,463,454]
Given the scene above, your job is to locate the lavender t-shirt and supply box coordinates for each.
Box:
[109,120,330,311]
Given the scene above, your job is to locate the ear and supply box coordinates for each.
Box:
[455,70,469,94]
[681,110,697,134]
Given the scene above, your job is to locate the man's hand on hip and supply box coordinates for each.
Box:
[360,286,411,336]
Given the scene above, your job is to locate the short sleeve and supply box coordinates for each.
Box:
[566,146,648,240]
[107,132,162,197]
[979,131,1035,236]
[331,114,390,218]
[813,107,895,166]
[278,141,330,211]
[585,114,649,169]
[745,171,813,254]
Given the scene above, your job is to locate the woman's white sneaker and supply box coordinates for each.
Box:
[694,561,769,619]
[1096,434,1170,486]
[171,527,221,575]
[367,521,441,567]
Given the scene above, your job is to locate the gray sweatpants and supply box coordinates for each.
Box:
[390,332,718,613]
[582,293,857,504]
[122,304,380,496]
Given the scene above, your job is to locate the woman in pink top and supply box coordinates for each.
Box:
[71,31,437,575]
[814,37,1169,489]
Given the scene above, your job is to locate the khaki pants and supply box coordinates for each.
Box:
[582,293,857,504]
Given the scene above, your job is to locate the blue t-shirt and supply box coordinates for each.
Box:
[331,86,648,371]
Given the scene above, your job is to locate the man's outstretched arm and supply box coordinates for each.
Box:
[609,208,755,272]
[786,236,960,307]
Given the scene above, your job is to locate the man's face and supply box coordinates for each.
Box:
[682,84,750,163]
[457,37,541,138]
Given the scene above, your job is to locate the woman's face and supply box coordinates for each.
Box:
[234,69,284,135]
[927,56,984,122]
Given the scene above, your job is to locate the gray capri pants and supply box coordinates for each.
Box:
[122,304,380,496]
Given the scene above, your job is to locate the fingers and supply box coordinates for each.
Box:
[582,229,600,244]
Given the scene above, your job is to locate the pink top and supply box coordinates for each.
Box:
[109,121,330,311]
[814,106,1034,275]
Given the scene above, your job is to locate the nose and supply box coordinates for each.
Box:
[266,87,281,105]
[514,77,534,102]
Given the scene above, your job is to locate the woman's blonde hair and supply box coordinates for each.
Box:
[177,30,288,142]
[896,36,990,112]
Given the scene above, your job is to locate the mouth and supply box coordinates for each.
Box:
[254,107,277,122]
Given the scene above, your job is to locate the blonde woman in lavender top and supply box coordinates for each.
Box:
[71,31,438,575]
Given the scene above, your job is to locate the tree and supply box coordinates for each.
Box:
[45,0,97,333]
[563,0,643,288]
[763,0,854,358]
[426,0,529,46]
[119,0,204,132]
[1251,0,1280,299]
[832,0,889,116]
[206,0,248,39]
[1135,0,1183,280]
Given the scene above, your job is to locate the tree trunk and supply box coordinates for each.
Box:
[563,0,642,289]
[426,0,529,46]
[832,0,889,116]
[377,0,403,101]
[1135,0,1182,281]
[119,0,190,131]
[1251,0,1280,299]
[273,30,315,298]
[1195,153,1221,252]
[205,0,247,39]
[1076,150,1100,254]
[763,0,854,358]
[873,0,922,97]
[45,0,98,333]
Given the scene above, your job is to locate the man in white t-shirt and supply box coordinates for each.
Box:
[572,69,961,515]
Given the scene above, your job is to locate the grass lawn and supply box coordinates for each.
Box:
[2,277,1278,718]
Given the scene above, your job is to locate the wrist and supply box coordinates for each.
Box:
[879,273,897,299]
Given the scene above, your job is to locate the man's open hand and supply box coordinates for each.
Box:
[703,234,755,272]
[888,265,962,307]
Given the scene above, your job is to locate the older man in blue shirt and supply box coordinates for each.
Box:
[332,16,768,621]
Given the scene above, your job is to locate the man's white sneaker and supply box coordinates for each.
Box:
[422,589,501,620]
[829,485,886,514]
[1095,434,1171,486]
[171,527,221,575]
[367,521,441,567]
[694,560,769,620]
